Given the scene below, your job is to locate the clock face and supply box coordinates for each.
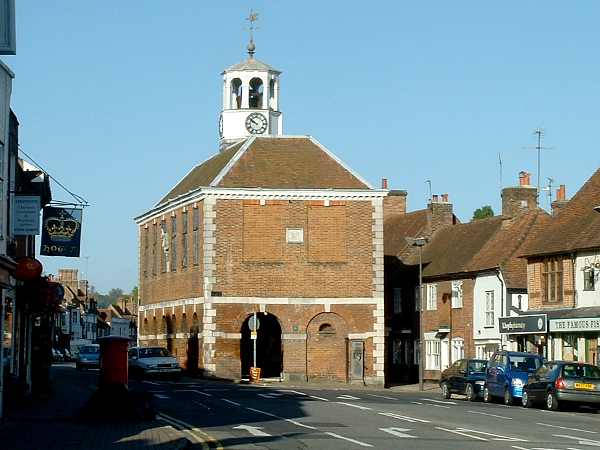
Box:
[245,112,268,134]
[218,114,223,137]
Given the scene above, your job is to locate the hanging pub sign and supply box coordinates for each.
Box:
[13,196,41,235]
[40,207,83,257]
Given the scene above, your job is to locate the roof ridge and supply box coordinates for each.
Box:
[210,137,254,187]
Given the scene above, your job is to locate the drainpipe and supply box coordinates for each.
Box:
[496,270,505,350]
[571,252,577,308]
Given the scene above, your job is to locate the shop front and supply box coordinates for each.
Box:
[499,314,547,357]
[548,312,600,365]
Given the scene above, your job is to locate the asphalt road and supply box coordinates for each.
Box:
[129,377,600,450]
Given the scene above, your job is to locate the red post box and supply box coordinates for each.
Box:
[98,336,129,388]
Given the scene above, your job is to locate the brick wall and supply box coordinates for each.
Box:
[139,202,204,305]
[526,255,575,309]
[422,278,475,380]
[213,199,373,298]
[306,312,349,381]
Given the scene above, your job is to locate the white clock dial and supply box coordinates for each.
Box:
[245,113,268,134]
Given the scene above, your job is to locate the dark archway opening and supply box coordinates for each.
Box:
[186,313,200,374]
[240,313,282,379]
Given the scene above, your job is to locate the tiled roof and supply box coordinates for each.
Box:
[159,137,370,204]
[159,141,243,204]
[520,167,600,257]
[384,209,429,259]
[224,57,280,73]
[421,217,503,278]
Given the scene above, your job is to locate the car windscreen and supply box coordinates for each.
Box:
[80,346,100,354]
[508,355,542,372]
[562,364,600,380]
[139,348,170,358]
[468,361,487,372]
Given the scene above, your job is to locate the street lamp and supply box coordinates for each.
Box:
[407,236,428,392]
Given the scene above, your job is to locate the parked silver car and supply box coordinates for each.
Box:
[76,344,100,370]
[128,346,181,378]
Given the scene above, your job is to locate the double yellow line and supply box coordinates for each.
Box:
[158,412,224,450]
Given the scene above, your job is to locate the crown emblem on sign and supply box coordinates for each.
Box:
[44,211,80,242]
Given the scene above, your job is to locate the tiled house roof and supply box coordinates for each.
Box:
[421,217,503,278]
[159,136,371,204]
[520,167,600,257]
[384,209,429,260]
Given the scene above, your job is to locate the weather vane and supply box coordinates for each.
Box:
[246,10,259,57]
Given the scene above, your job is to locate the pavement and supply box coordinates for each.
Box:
[0,363,191,450]
[134,375,600,450]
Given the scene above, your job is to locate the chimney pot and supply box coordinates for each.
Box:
[432,194,439,202]
[381,178,388,189]
[556,184,566,202]
[519,171,531,186]
[441,193,449,203]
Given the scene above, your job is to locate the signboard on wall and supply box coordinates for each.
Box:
[0,0,16,55]
[499,314,547,334]
[40,207,83,257]
[13,196,41,235]
[549,317,600,333]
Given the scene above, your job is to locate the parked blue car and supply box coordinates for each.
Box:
[483,350,544,405]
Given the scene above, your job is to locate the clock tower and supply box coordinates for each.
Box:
[219,14,283,149]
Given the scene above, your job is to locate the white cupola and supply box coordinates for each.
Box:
[219,30,282,149]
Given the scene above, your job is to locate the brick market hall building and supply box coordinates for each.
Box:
[135,39,387,385]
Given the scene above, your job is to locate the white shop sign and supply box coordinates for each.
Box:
[549,317,600,333]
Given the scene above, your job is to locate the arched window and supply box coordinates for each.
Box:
[230,78,242,109]
[269,79,276,109]
[318,323,335,335]
[249,77,263,109]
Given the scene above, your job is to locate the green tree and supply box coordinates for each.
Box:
[131,286,138,304]
[472,205,494,221]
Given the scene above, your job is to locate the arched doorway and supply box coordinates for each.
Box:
[307,312,348,382]
[186,313,200,374]
[240,313,282,379]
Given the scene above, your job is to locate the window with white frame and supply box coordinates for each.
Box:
[451,280,463,308]
[426,283,437,310]
[485,291,495,327]
[426,340,441,370]
[451,337,464,362]
[393,288,402,314]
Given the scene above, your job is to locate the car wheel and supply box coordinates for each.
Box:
[522,390,533,408]
[465,383,476,402]
[546,391,559,411]
[483,386,492,403]
[504,387,513,406]
[441,382,451,399]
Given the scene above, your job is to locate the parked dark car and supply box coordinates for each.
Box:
[440,358,487,401]
[76,344,100,370]
[484,351,544,405]
[522,361,600,411]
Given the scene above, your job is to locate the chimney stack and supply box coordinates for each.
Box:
[428,192,454,234]
[551,184,567,216]
[381,178,388,189]
[501,171,538,217]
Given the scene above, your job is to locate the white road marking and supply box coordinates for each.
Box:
[246,407,317,430]
[154,394,170,399]
[437,427,527,442]
[325,432,373,447]
[468,410,513,420]
[205,388,230,392]
[221,398,241,407]
[143,381,162,386]
[337,394,361,400]
[258,393,284,399]
[421,398,457,405]
[279,389,307,396]
[379,427,417,438]
[175,389,213,397]
[308,395,329,401]
[232,425,271,437]
[552,434,600,447]
[378,412,430,423]
[367,393,396,400]
[410,401,424,405]
[537,423,597,434]
[336,402,371,410]
[430,404,451,409]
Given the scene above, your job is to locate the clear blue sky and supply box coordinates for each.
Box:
[4,1,600,293]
